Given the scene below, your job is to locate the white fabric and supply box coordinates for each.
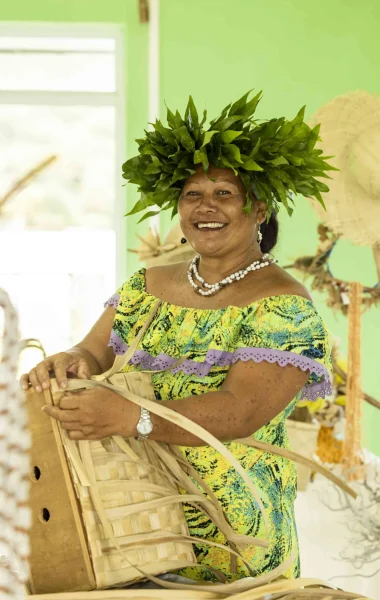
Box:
[296,459,380,599]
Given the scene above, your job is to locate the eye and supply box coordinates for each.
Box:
[216,189,233,196]
[183,190,201,197]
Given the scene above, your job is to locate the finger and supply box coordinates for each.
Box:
[60,395,81,410]
[77,359,91,380]
[68,430,86,440]
[20,373,31,391]
[68,432,99,440]
[28,364,49,393]
[34,360,54,391]
[42,405,80,423]
[60,421,83,431]
[53,358,70,390]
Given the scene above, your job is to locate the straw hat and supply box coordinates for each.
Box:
[129,222,196,268]
[308,91,380,248]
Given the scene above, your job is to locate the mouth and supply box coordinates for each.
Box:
[193,222,228,232]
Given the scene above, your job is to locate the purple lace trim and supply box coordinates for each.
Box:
[104,293,120,310]
[107,330,332,401]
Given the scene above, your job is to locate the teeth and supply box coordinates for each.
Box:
[197,222,225,229]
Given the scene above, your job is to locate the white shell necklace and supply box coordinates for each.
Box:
[188,253,277,296]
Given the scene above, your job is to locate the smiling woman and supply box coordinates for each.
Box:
[22,91,334,583]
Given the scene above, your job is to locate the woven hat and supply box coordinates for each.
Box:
[129,222,196,268]
[308,91,380,247]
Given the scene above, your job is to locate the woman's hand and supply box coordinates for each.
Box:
[42,386,139,440]
[20,350,97,393]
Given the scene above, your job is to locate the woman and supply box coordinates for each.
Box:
[21,92,333,582]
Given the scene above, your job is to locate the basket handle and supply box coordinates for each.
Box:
[92,300,162,382]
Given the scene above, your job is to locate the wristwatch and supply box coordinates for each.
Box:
[136,407,153,440]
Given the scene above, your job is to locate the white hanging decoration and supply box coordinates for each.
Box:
[0,289,30,599]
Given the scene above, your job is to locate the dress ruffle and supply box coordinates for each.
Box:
[104,271,333,402]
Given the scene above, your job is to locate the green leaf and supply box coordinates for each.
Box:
[151,155,163,167]
[200,109,208,127]
[202,130,219,146]
[249,137,261,158]
[156,175,173,192]
[184,96,199,131]
[171,203,179,219]
[171,168,189,184]
[307,124,320,153]
[144,164,162,175]
[278,121,293,138]
[173,125,195,152]
[221,130,243,144]
[193,148,209,170]
[209,103,231,128]
[293,105,306,126]
[223,143,243,164]
[137,210,161,224]
[229,90,253,116]
[274,170,297,194]
[286,155,304,166]
[174,110,185,129]
[213,115,243,132]
[154,144,170,156]
[268,174,288,205]
[268,156,289,166]
[126,195,154,217]
[166,105,176,129]
[314,179,330,193]
[314,190,327,209]
[242,158,264,171]
[241,91,263,118]
[260,119,282,140]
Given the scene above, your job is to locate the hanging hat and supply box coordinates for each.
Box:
[308,91,380,247]
[129,222,196,268]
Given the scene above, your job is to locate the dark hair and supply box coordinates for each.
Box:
[260,211,279,254]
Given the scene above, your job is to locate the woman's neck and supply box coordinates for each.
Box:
[197,247,263,285]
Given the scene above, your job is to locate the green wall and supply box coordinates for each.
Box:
[159,0,380,454]
[1,0,379,452]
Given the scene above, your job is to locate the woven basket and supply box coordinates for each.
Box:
[286,420,320,491]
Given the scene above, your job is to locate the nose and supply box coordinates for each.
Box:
[195,191,218,213]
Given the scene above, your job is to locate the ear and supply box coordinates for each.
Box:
[255,201,267,224]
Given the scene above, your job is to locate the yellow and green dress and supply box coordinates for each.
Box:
[105,269,332,581]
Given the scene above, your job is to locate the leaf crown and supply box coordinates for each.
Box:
[122,90,337,223]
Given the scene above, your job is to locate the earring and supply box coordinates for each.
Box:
[257,226,263,245]
[181,237,187,244]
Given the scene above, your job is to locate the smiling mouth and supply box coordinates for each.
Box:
[194,222,228,231]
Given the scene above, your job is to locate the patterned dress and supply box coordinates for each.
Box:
[105,269,332,582]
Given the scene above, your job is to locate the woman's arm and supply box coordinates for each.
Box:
[137,358,310,445]
[44,357,310,443]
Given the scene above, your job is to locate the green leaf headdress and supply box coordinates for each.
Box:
[122,90,337,223]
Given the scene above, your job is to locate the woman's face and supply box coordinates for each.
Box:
[178,165,266,258]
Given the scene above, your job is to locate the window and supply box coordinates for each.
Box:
[0,26,125,372]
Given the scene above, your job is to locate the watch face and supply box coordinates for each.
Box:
[138,420,153,436]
